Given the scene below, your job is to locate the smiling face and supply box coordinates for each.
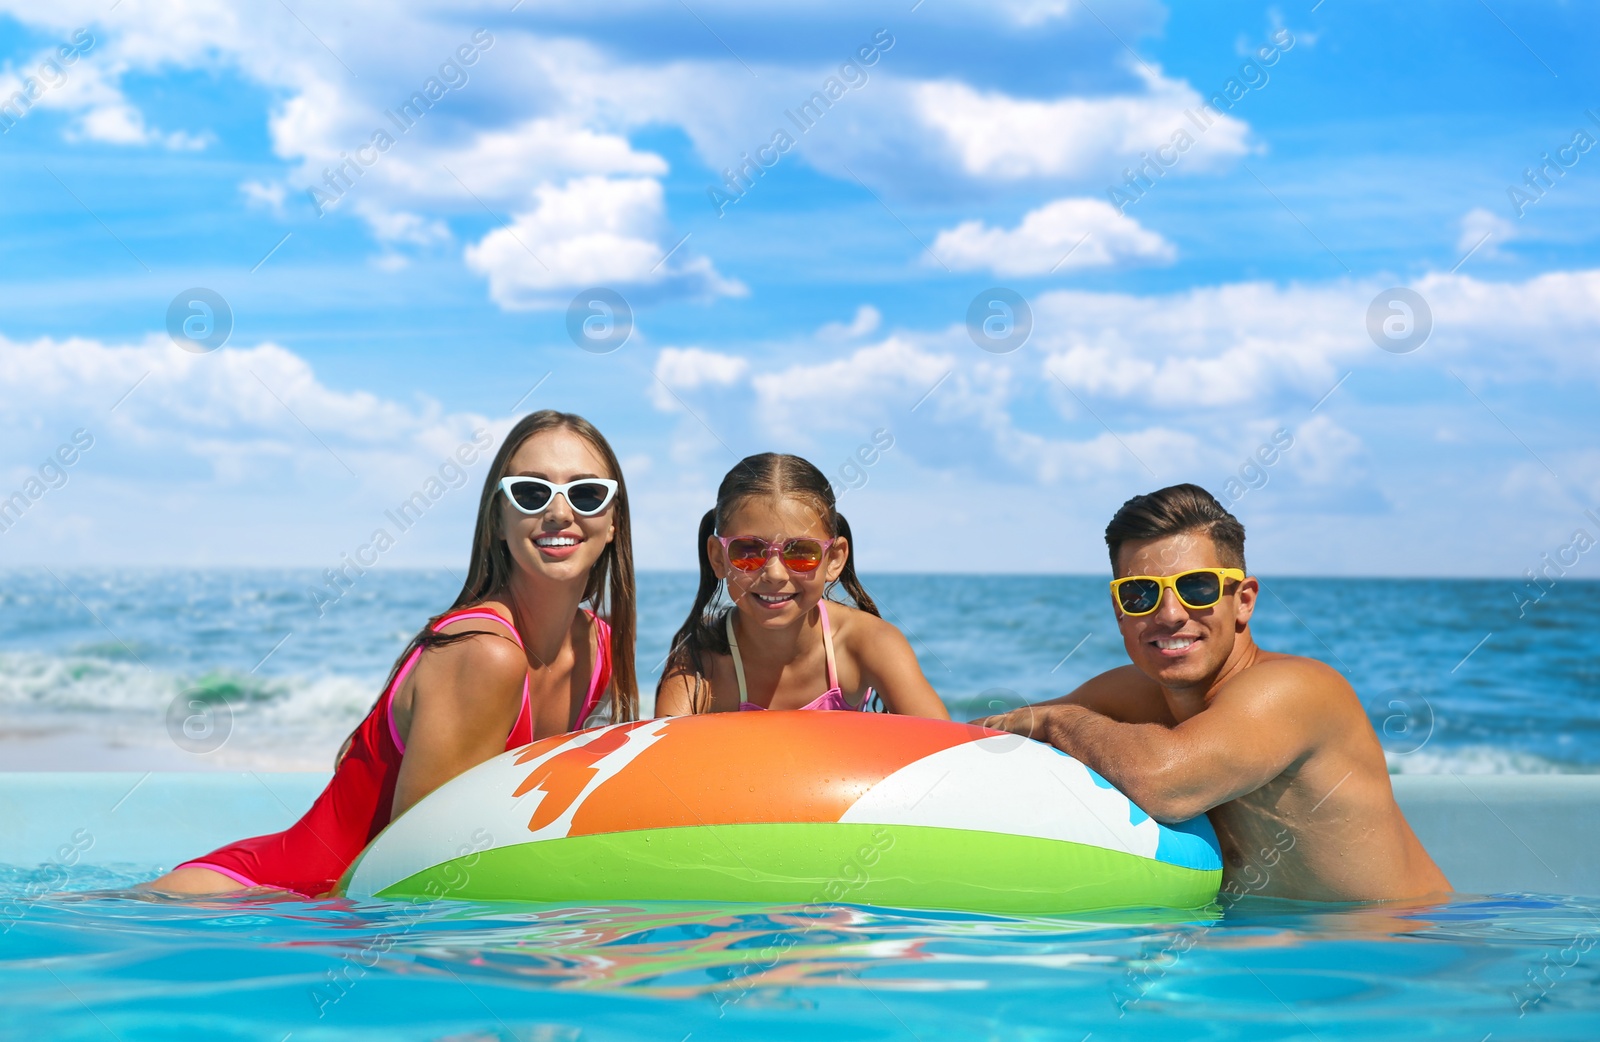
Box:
[708,494,847,628]
[1113,528,1257,690]
[497,427,616,584]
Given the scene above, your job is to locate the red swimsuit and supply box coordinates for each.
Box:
[176,608,613,897]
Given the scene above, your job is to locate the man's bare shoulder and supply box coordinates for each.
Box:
[1213,650,1360,716]
[1058,664,1173,724]
[1228,650,1346,684]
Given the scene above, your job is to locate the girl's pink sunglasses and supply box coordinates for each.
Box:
[716,535,835,573]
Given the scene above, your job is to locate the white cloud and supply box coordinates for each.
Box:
[749,337,954,438]
[0,7,710,305]
[408,118,668,199]
[1457,206,1515,258]
[353,202,451,247]
[273,95,668,215]
[931,197,1176,275]
[640,268,1600,494]
[463,176,743,309]
[624,57,1258,205]
[0,333,494,474]
[0,1,1245,315]
[1038,269,1600,409]
[1007,425,1202,484]
[818,305,881,340]
[0,28,209,150]
[732,334,1201,483]
[651,347,750,410]
[1285,414,1366,487]
[0,329,510,565]
[1411,268,1600,381]
[69,102,210,149]
[67,103,144,143]
[914,65,1252,180]
[1039,281,1360,407]
[993,0,1075,27]
[645,345,758,461]
[240,179,287,215]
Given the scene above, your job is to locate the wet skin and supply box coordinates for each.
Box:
[979,531,1450,903]
[654,496,947,718]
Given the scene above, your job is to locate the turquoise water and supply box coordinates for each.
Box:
[3,569,1599,1038]
[3,868,1599,1040]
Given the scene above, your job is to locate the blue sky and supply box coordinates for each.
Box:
[0,0,1596,577]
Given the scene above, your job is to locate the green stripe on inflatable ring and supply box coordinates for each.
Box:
[368,822,1221,914]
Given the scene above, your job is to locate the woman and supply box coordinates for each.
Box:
[144,410,637,897]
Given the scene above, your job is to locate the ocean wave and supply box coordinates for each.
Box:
[0,650,379,737]
[1385,745,1589,775]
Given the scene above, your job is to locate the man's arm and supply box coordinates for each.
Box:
[968,665,1170,734]
[982,660,1330,822]
[1026,664,1172,723]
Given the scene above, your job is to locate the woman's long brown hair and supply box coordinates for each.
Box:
[346,411,637,757]
[658,452,877,712]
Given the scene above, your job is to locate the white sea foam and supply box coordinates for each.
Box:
[1386,745,1576,775]
[0,650,378,767]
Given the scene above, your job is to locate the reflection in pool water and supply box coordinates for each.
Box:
[3,864,1597,1040]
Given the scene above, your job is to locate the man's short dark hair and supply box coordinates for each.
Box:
[1105,484,1247,574]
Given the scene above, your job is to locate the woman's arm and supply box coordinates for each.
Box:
[853,615,950,719]
[390,633,528,819]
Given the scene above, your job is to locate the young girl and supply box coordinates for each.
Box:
[656,453,948,718]
[145,410,638,897]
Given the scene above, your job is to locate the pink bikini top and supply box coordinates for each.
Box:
[730,599,869,712]
[386,608,613,752]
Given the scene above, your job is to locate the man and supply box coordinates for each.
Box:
[980,484,1448,902]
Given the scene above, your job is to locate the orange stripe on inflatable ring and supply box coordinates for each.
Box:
[566,712,984,837]
[511,721,658,832]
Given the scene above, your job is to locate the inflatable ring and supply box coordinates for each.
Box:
[337,712,1222,914]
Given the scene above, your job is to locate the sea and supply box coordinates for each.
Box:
[0,568,1595,773]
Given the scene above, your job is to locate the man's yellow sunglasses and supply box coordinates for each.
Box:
[1109,568,1246,616]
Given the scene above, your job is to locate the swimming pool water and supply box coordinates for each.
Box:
[4,865,1597,1041]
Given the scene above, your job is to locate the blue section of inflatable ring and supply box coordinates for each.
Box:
[1071,750,1223,873]
[1154,814,1225,872]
